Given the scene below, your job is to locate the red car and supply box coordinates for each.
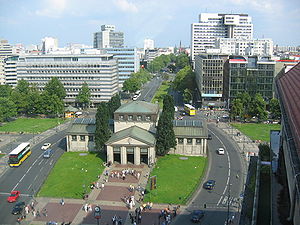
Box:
[7,191,20,203]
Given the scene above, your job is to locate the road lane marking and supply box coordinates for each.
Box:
[11,138,63,191]
[209,128,231,206]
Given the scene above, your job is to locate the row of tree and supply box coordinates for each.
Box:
[0,78,91,122]
[122,70,152,94]
[230,92,281,121]
[95,94,121,150]
[147,53,190,73]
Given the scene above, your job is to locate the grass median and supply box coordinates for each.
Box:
[0,118,66,133]
[151,81,171,108]
[144,154,207,205]
[230,123,280,142]
[38,152,105,199]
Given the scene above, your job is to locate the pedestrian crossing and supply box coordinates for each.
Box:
[205,196,240,209]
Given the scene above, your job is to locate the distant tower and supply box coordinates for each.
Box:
[93,25,124,49]
[42,37,58,54]
[144,39,154,51]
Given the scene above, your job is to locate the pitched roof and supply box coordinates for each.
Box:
[106,126,156,146]
[276,62,300,156]
[115,101,159,114]
[173,120,207,137]
[67,124,96,135]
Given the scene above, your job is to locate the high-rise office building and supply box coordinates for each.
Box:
[16,54,119,105]
[144,39,154,50]
[0,39,13,85]
[215,38,273,56]
[191,13,253,61]
[104,48,140,86]
[42,37,58,54]
[94,25,124,49]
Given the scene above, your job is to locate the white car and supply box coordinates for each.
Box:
[41,143,51,150]
[218,147,225,155]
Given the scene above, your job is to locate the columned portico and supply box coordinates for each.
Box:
[134,147,141,165]
[120,146,127,164]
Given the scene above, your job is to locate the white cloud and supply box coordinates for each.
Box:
[228,0,282,12]
[113,0,138,13]
[35,0,67,18]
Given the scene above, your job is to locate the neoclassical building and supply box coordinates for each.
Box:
[66,101,208,166]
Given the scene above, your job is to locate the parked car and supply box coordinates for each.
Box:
[11,201,25,215]
[207,134,212,140]
[41,143,51,150]
[191,210,205,223]
[43,149,53,158]
[7,190,20,203]
[203,180,216,190]
[218,147,225,155]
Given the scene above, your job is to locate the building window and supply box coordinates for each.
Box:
[196,138,201,144]
[71,135,77,141]
[146,116,151,121]
[113,147,121,153]
[128,115,133,121]
[137,115,142,121]
[187,138,193,144]
[178,138,184,144]
[88,136,94,142]
[80,135,86,141]
[119,115,124,121]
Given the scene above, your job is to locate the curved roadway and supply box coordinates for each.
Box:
[173,123,245,225]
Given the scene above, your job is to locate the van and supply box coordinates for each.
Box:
[43,149,53,158]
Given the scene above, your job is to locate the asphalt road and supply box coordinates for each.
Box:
[0,129,67,224]
[138,76,163,102]
[173,116,244,225]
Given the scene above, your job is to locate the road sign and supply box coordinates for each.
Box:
[94,206,101,219]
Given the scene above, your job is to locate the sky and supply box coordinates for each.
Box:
[0,0,299,48]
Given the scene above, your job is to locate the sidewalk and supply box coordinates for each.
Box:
[26,164,176,225]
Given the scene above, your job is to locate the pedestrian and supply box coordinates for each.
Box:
[137,172,140,180]
[138,214,142,224]
[25,205,29,214]
[33,210,36,217]
[60,198,65,206]
[36,209,40,217]
[43,208,48,217]
[96,182,99,189]
[101,183,105,189]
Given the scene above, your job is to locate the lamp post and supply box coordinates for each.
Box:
[82,168,88,199]
[227,183,232,225]
[94,205,101,225]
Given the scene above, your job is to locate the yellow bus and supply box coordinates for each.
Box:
[9,142,31,167]
[184,104,196,116]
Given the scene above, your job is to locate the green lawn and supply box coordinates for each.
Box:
[230,123,280,142]
[0,118,66,133]
[151,82,171,108]
[144,154,207,205]
[38,152,105,199]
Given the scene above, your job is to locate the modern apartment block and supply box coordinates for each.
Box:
[191,13,253,61]
[93,25,124,49]
[215,38,273,56]
[16,54,119,106]
[0,39,13,85]
[4,56,18,86]
[224,56,275,106]
[104,48,140,86]
[194,54,229,109]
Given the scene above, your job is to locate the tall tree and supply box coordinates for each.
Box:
[0,97,17,122]
[95,102,111,150]
[44,77,66,100]
[108,94,121,119]
[230,99,243,120]
[175,53,190,69]
[249,93,268,121]
[162,95,175,119]
[0,85,12,98]
[27,85,42,115]
[76,82,91,109]
[41,92,64,115]
[10,79,30,114]
[155,113,176,156]
[183,88,193,103]
[236,92,251,117]
[269,98,281,120]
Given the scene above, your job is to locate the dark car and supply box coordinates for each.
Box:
[203,180,216,190]
[11,201,25,215]
[207,134,212,140]
[191,210,205,223]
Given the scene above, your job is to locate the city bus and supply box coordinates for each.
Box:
[9,142,31,167]
[184,104,196,116]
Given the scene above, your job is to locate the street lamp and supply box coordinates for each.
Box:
[81,168,88,199]
[227,183,232,225]
[94,205,101,225]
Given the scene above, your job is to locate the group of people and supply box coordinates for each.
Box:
[110,169,141,181]
[82,203,93,212]
[112,215,123,225]
[158,205,180,225]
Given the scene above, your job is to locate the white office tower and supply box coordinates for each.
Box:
[42,37,58,54]
[191,13,253,61]
[144,39,154,50]
[215,38,273,56]
[0,39,13,85]
[94,25,124,49]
